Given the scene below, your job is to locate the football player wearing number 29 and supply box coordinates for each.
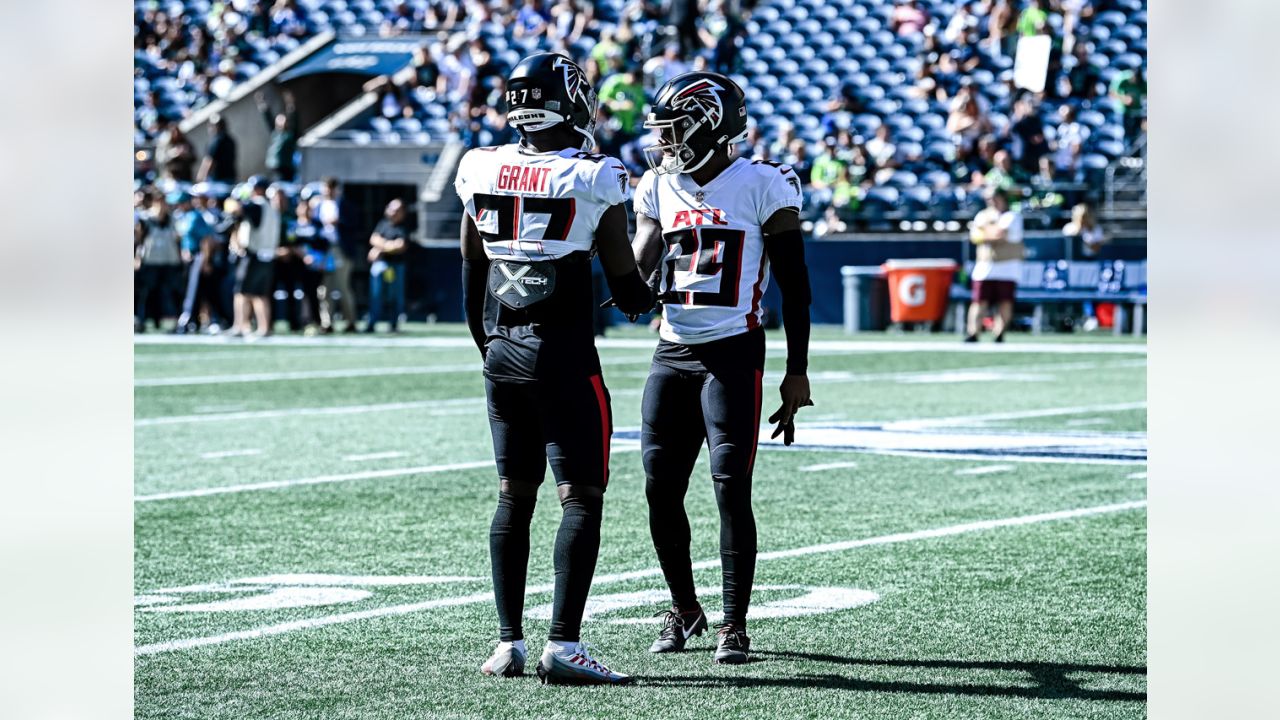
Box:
[632,72,813,665]
[453,53,657,686]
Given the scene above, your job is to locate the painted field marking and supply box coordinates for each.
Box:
[135,461,493,502]
[343,451,408,462]
[198,449,263,460]
[885,401,1147,431]
[135,388,645,427]
[136,334,1148,355]
[954,464,1014,476]
[1066,418,1113,427]
[1127,472,1148,480]
[136,445,645,502]
[135,365,479,387]
[134,355,655,388]
[801,461,860,472]
[134,499,1146,656]
[528,584,881,625]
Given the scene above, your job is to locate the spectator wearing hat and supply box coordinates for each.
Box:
[365,199,412,333]
[198,115,238,184]
[228,177,283,338]
[966,187,1025,342]
[172,191,218,334]
[316,177,359,333]
[257,90,300,182]
[134,193,183,333]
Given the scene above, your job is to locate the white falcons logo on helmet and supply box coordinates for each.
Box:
[665,78,726,129]
[553,56,593,110]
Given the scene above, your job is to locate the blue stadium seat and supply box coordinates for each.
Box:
[370,116,393,134]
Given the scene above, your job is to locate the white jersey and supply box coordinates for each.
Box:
[454,144,631,261]
[635,157,803,344]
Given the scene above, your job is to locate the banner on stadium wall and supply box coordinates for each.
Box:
[1013,35,1052,94]
[277,36,423,82]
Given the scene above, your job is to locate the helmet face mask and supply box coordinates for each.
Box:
[643,72,749,176]
[506,53,597,150]
[642,116,706,175]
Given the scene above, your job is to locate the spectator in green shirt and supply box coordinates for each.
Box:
[257,90,299,182]
[809,138,847,209]
[1016,0,1049,37]
[598,70,646,137]
[1109,67,1147,140]
[983,149,1019,192]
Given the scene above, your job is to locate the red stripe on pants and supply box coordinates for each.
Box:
[589,374,611,486]
[747,369,763,475]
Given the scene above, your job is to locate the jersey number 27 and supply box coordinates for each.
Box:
[473,193,577,243]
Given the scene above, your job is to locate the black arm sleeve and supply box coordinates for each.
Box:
[461,257,490,356]
[603,266,657,317]
[762,228,812,375]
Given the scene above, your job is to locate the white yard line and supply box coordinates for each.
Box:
[135,365,479,387]
[198,449,263,460]
[135,388,645,427]
[884,401,1147,431]
[342,451,408,462]
[1127,472,1148,480]
[830,448,1143,466]
[135,461,494,502]
[800,461,860,472]
[1066,418,1113,427]
[134,499,1147,656]
[136,445,645,502]
[135,355,654,388]
[136,334,1147,354]
[954,464,1015,476]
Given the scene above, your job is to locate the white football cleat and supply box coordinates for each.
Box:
[480,641,526,677]
[535,641,633,685]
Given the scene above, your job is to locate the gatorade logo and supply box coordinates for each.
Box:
[899,274,927,307]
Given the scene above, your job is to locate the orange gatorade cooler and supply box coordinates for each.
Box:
[880,259,958,323]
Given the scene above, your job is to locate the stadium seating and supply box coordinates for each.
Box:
[136,0,1146,224]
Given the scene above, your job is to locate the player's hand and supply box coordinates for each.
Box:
[767,373,813,446]
[599,297,641,322]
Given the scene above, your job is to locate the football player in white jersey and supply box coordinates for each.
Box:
[631,72,814,665]
[453,53,655,685]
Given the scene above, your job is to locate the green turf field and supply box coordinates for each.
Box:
[134,325,1146,719]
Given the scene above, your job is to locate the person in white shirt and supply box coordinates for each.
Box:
[966,187,1024,342]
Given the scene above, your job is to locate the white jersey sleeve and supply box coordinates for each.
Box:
[452,148,480,217]
[753,161,804,225]
[633,170,659,220]
[589,155,632,208]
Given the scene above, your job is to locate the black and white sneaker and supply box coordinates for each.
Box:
[648,607,708,653]
[480,641,526,677]
[713,624,751,665]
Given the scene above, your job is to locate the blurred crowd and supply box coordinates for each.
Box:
[134,175,414,336]
[364,0,1145,224]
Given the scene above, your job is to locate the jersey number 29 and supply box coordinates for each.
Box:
[660,227,747,307]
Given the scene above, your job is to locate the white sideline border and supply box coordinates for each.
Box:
[134,499,1147,656]
[136,334,1148,354]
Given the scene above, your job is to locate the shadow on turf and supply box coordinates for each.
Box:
[639,651,1146,702]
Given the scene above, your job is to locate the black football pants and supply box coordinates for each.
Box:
[641,338,764,630]
[485,373,612,643]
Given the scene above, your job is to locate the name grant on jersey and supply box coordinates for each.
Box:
[496,165,552,194]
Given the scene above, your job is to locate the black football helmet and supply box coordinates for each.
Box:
[506,53,597,150]
[644,71,749,175]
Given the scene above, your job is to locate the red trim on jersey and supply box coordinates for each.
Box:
[746,252,768,330]
[589,374,611,486]
[561,198,576,240]
[747,369,763,476]
[511,196,522,241]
